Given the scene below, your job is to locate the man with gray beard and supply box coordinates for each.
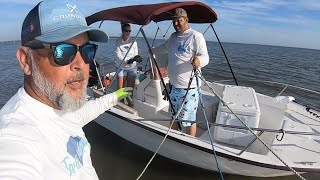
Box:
[0,0,131,179]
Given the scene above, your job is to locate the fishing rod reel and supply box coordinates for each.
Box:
[127,55,143,64]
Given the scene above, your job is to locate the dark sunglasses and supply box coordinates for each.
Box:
[27,42,98,66]
[124,29,131,32]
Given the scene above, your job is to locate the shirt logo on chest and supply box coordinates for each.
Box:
[61,136,89,177]
[177,44,187,53]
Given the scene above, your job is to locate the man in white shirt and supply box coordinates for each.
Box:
[0,0,131,179]
[154,8,209,136]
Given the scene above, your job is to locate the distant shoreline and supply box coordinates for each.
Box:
[0,36,122,43]
[1,39,319,51]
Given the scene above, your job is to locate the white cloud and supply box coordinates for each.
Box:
[291,0,320,10]
[212,0,320,27]
[215,22,320,49]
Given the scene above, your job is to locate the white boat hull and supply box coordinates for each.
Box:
[95,110,301,177]
[88,70,320,178]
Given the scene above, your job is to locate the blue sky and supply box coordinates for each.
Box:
[0,0,319,50]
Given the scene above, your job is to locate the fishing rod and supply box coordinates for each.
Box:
[140,27,183,130]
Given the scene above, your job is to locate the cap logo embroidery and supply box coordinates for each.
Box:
[66,4,77,13]
[53,4,84,21]
[21,0,109,45]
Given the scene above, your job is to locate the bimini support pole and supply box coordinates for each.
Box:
[210,24,239,86]
[92,20,106,93]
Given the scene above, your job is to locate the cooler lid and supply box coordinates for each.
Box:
[220,85,260,115]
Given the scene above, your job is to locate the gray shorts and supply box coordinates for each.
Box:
[116,67,137,77]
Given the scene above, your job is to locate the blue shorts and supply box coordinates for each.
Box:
[116,67,137,77]
[168,85,199,127]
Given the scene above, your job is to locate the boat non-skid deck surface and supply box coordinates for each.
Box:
[271,102,320,168]
[137,99,320,171]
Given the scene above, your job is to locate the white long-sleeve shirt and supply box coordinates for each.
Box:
[115,37,139,70]
[0,87,118,180]
[153,28,209,88]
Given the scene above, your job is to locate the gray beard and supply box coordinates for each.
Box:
[28,50,88,111]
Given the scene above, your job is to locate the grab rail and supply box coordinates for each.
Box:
[134,119,320,137]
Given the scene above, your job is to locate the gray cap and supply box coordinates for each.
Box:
[172,8,188,18]
[21,0,109,46]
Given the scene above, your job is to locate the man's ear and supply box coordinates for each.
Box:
[16,47,32,75]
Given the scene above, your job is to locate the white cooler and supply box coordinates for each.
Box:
[214,85,261,147]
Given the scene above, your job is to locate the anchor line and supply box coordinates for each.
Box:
[195,69,224,180]
[196,71,306,180]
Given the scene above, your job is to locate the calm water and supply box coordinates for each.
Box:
[0,39,319,179]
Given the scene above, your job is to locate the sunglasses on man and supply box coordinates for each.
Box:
[25,42,98,66]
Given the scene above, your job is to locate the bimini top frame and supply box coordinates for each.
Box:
[86,1,241,87]
[85,2,311,180]
[85,0,221,138]
[86,1,217,26]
